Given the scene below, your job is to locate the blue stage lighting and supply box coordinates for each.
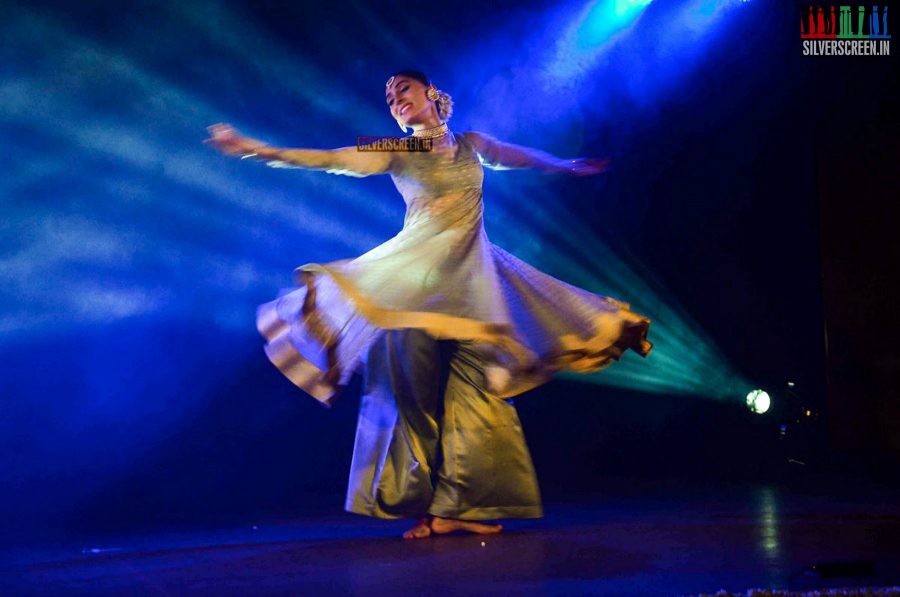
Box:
[578,0,653,48]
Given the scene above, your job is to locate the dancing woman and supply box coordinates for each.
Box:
[205,70,652,539]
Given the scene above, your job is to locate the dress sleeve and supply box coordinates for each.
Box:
[266,145,397,178]
[462,131,566,173]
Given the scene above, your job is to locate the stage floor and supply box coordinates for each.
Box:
[3,478,899,596]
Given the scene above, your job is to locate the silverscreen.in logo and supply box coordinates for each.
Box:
[801,5,890,55]
[356,136,434,152]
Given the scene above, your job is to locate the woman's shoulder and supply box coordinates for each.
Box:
[458,130,482,144]
[458,130,501,153]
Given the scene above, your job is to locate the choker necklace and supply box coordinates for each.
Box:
[411,123,450,139]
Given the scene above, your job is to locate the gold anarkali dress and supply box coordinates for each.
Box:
[256,131,652,520]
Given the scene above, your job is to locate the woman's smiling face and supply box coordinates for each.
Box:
[386,76,429,125]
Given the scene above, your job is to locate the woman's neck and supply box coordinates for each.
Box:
[411,122,449,139]
[409,110,443,134]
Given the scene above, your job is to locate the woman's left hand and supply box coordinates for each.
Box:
[564,158,612,176]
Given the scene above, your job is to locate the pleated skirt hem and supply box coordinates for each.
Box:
[344,503,544,521]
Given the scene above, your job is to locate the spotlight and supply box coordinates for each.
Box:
[579,0,653,48]
[746,389,770,414]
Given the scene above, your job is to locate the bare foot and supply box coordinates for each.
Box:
[430,516,503,535]
[402,517,433,540]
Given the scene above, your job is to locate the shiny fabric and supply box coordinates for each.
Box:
[345,329,542,520]
[256,132,652,405]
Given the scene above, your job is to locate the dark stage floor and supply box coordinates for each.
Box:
[3,478,899,596]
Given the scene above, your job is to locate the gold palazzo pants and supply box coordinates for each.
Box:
[345,329,543,520]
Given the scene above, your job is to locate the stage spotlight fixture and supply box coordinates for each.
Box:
[746,389,771,414]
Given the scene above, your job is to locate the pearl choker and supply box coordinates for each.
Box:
[411,123,450,140]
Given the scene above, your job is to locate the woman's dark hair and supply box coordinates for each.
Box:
[387,69,431,87]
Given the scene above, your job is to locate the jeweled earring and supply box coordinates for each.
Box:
[426,86,439,101]
[397,119,408,133]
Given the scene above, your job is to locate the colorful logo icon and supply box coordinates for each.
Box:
[801,5,890,55]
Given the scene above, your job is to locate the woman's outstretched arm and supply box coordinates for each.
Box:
[462,131,610,176]
[204,123,395,178]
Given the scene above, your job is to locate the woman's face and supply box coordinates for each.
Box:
[385,76,431,126]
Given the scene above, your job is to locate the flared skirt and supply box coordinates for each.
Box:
[256,220,652,405]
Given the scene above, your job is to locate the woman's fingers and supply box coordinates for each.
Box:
[205,123,241,150]
[204,123,269,159]
[207,122,235,137]
[204,123,258,156]
[570,158,612,176]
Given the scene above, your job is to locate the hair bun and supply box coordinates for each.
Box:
[436,91,454,122]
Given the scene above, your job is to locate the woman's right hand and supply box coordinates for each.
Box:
[204,123,269,157]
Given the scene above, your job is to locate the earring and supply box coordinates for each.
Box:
[426,86,439,101]
[397,119,408,133]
